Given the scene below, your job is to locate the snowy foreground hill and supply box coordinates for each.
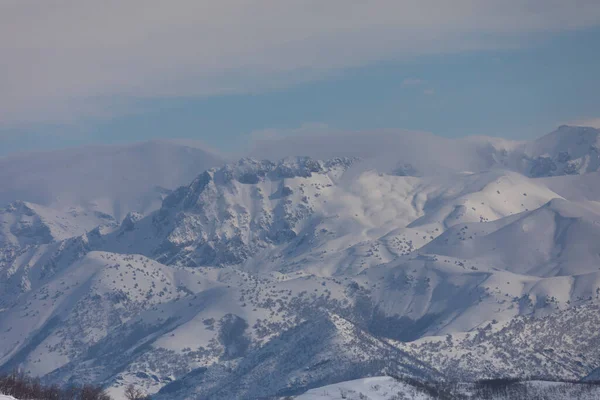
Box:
[2,126,600,399]
[296,376,600,400]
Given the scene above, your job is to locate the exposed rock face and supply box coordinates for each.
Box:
[525,126,600,177]
[134,157,359,267]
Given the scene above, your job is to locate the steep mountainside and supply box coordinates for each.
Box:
[396,303,600,381]
[421,198,600,276]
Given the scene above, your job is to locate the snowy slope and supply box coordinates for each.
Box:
[421,198,600,277]
[295,377,600,400]
[0,201,117,301]
[539,171,600,202]
[97,163,561,278]
[0,200,115,247]
[0,247,413,396]
[100,157,359,268]
[396,303,600,381]
[155,313,439,400]
[295,376,433,400]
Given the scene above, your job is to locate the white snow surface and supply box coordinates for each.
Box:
[1,126,600,399]
[295,376,432,399]
[295,377,600,400]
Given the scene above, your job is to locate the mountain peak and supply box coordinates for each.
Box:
[556,124,600,132]
[526,125,600,177]
[217,156,358,184]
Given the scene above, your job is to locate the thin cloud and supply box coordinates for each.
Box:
[423,89,436,95]
[2,0,600,126]
[402,78,424,86]
[567,118,600,129]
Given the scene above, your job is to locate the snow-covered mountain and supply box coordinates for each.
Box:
[99,156,359,269]
[1,201,115,247]
[525,125,600,177]
[2,126,600,399]
[251,125,600,179]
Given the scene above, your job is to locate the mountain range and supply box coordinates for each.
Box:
[2,126,600,399]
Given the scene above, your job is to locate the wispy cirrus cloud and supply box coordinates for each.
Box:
[2,0,600,127]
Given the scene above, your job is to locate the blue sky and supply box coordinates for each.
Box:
[1,2,600,156]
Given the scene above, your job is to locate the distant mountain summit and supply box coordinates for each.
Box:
[526,125,600,177]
